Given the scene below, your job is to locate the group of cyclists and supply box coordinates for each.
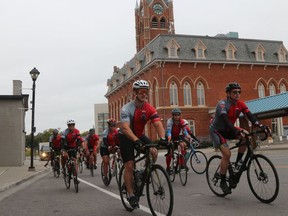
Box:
[45,79,270,210]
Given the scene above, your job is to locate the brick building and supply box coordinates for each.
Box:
[105,0,288,141]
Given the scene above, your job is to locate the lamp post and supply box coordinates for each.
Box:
[28,67,40,171]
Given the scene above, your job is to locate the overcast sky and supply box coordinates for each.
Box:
[1,0,287,133]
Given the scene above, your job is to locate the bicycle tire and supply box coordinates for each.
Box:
[206,155,227,197]
[54,160,60,178]
[146,164,174,216]
[178,154,187,186]
[115,159,123,186]
[101,161,111,186]
[64,166,71,189]
[78,158,83,174]
[89,155,94,177]
[190,150,208,174]
[72,162,79,193]
[247,154,279,203]
[169,153,177,182]
[118,165,134,212]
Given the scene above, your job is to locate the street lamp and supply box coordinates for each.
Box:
[28,67,40,171]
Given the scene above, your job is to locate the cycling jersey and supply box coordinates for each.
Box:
[120,101,160,138]
[211,99,250,132]
[166,118,188,140]
[101,128,119,148]
[62,128,83,149]
[85,134,99,149]
[49,134,62,150]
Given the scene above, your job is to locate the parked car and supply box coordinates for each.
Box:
[39,145,51,161]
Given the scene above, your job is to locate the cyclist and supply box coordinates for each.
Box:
[101,118,120,185]
[119,79,166,209]
[83,128,99,169]
[61,118,84,180]
[165,108,191,172]
[44,129,62,168]
[210,82,268,194]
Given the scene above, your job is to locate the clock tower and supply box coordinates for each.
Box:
[135,0,175,52]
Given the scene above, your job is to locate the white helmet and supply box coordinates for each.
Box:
[67,118,76,125]
[132,80,149,90]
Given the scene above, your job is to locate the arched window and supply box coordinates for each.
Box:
[151,17,158,28]
[269,83,276,96]
[160,17,166,28]
[280,83,287,93]
[155,84,159,108]
[197,82,205,106]
[183,81,192,106]
[258,83,265,98]
[169,81,178,106]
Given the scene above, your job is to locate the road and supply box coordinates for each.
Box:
[0,150,287,216]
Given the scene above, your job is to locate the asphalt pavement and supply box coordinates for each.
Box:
[0,140,287,195]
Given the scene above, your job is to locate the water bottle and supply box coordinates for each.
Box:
[234,160,243,173]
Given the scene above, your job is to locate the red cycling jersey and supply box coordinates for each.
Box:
[86,134,99,148]
[50,135,62,150]
[106,128,120,146]
[63,128,83,149]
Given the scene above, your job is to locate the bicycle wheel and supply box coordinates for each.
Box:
[64,166,71,189]
[169,153,177,182]
[101,161,112,186]
[146,164,174,216]
[118,166,134,212]
[90,155,94,177]
[54,160,60,178]
[71,163,79,193]
[115,159,123,186]
[247,154,279,203]
[78,158,83,174]
[206,155,227,197]
[178,154,187,186]
[190,150,208,174]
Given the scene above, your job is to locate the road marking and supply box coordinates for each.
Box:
[78,177,165,216]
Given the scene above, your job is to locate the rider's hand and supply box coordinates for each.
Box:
[134,140,143,152]
[158,137,167,147]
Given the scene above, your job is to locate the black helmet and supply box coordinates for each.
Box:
[225,82,241,92]
[89,128,95,134]
[171,108,181,114]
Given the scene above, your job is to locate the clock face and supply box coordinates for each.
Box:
[153,3,164,15]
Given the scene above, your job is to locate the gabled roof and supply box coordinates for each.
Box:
[245,92,288,119]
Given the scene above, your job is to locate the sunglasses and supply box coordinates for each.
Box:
[231,90,241,94]
[68,124,75,126]
[137,89,149,95]
[173,113,180,116]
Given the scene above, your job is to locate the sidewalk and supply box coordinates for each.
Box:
[0,157,50,193]
[0,141,287,195]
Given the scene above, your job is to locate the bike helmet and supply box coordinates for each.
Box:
[89,128,95,134]
[225,82,241,92]
[132,80,149,90]
[67,118,76,125]
[171,108,181,114]
[53,129,59,134]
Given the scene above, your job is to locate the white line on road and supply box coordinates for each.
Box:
[78,177,166,216]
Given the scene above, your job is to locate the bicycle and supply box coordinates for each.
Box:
[206,129,279,203]
[186,139,208,174]
[118,143,174,216]
[101,146,123,186]
[167,140,189,186]
[51,150,61,178]
[63,149,79,193]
